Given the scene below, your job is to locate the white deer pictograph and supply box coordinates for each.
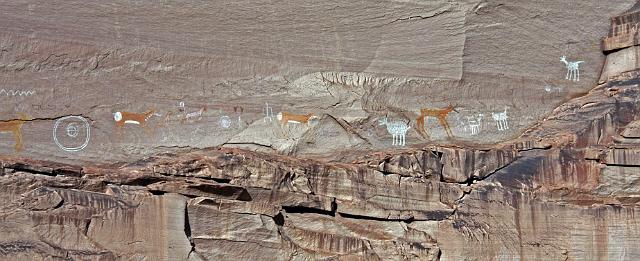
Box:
[378,117,410,146]
[560,56,584,82]
[491,107,509,131]
[467,114,484,135]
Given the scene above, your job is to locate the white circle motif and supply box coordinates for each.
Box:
[220,116,231,129]
[66,123,80,138]
[53,116,90,152]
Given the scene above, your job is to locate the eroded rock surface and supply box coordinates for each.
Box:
[2,1,640,261]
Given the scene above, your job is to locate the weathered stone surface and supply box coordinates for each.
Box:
[3,1,640,261]
[0,0,634,162]
[621,119,640,137]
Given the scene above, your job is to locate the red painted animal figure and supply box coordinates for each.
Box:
[416,104,458,138]
[0,113,30,152]
[277,112,317,127]
[113,109,156,134]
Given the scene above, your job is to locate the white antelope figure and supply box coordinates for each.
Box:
[467,114,484,135]
[491,107,509,131]
[560,56,584,82]
[378,117,410,146]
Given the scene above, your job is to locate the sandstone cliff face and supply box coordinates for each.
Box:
[1,0,640,260]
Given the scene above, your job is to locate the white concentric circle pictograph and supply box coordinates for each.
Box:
[53,116,91,152]
[220,116,231,129]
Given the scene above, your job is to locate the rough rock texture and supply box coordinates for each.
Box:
[0,0,635,161]
[2,1,640,261]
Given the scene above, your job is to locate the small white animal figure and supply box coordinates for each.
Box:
[467,114,484,135]
[560,56,584,82]
[182,106,206,123]
[544,85,563,93]
[378,117,410,146]
[491,107,509,131]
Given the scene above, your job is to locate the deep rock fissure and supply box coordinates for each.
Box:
[184,202,196,259]
[5,166,58,177]
[447,154,522,219]
[282,205,335,217]
[338,212,416,223]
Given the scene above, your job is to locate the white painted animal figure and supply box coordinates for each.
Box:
[378,117,410,146]
[182,106,206,123]
[560,56,584,82]
[491,107,509,131]
[467,114,484,135]
[544,85,563,93]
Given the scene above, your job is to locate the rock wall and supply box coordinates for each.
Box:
[1,0,640,260]
[0,0,635,162]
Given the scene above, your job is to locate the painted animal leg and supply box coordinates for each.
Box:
[566,69,570,80]
[142,122,155,136]
[576,68,580,82]
[504,120,509,130]
[13,129,22,152]
[416,116,427,138]
[157,112,172,128]
[439,118,453,138]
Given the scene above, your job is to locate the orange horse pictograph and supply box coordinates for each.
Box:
[276,112,318,127]
[0,113,30,152]
[416,104,458,138]
[114,109,157,134]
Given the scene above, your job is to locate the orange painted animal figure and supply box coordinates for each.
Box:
[276,112,318,127]
[416,104,458,138]
[113,109,157,134]
[0,113,30,152]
